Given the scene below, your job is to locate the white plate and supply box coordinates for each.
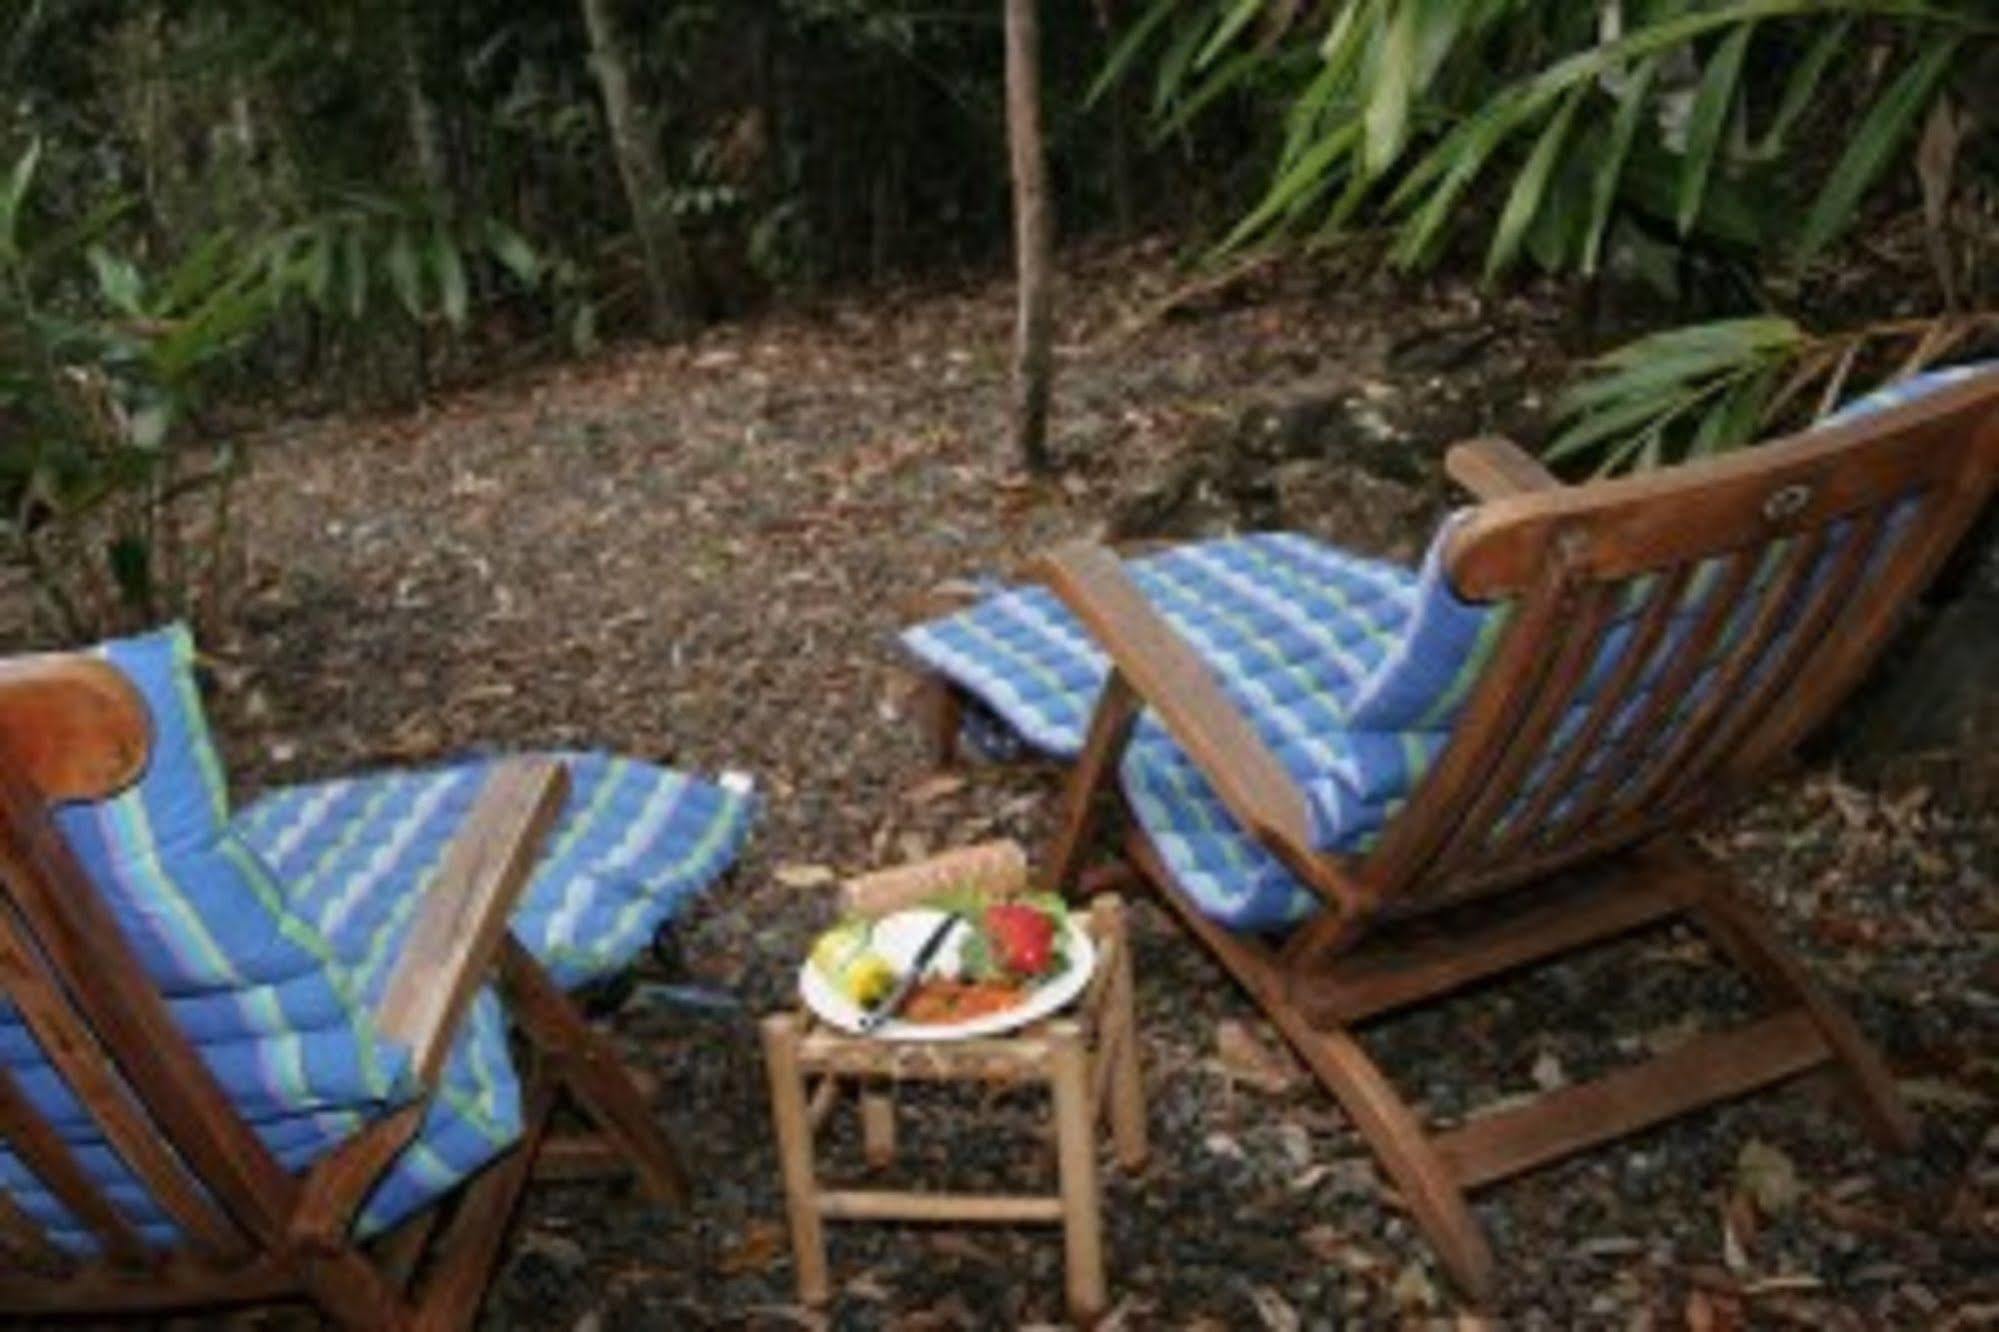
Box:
[799,907,1096,1041]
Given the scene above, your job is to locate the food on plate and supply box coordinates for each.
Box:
[809,920,896,1007]
[807,893,1074,1029]
[902,977,1027,1024]
[983,901,1056,975]
[956,894,1069,984]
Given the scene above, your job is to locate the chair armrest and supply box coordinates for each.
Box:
[376,759,569,1085]
[1028,542,1315,856]
[1444,437,1562,501]
[0,656,151,802]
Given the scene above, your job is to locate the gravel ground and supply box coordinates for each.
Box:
[9,242,1992,1329]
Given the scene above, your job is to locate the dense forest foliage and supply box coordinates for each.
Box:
[2,0,1993,638]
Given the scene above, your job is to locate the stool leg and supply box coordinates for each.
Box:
[1048,1021,1106,1324]
[1098,900,1148,1172]
[759,1015,830,1307]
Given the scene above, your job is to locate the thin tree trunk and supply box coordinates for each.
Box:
[395,0,449,204]
[1004,0,1055,473]
[579,0,694,338]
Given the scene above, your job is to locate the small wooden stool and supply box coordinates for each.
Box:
[760,893,1146,1325]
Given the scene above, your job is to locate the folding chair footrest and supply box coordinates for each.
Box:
[1434,1008,1830,1189]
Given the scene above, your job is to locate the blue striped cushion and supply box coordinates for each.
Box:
[6,626,755,1253]
[902,365,1989,932]
[237,754,753,993]
[903,534,1482,928]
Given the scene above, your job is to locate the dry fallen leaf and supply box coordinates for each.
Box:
[715,1220,786,1275]
[1737,1139,1801,1216]
[1248,1286,1299,1332]
[1299,1224,1348,1264]
[773,862,838,889]
[1216,1019,1302,1095]
[1722,1192,1757,1273]
[1391,1262,1439,1311]
[903,772,968,805]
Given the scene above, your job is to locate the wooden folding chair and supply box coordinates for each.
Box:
[0,658,685,1327]
[921,369,1999,1299]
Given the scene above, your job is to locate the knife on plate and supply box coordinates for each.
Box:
[859,913,961,1034]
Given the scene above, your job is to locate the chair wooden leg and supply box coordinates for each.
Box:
[1126,833,1494,1300]
[1274,1021,1495,1300]
[410,1081,557,1332]
[376,1209,440,1293]
[295,1245,418,1330]
[1668,846,1919,1151]
[920,675,965,769]
[499,939,690,1204]
[1041,672,1138,897]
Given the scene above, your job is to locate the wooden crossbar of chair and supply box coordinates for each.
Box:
[920,371,1999,1302]
[0,659,688,1328]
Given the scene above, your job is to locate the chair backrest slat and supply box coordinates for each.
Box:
[1661,515,1878,812]
[1484,563,1692,864]
[0,1062,143,1263]
[1428,577,1619,885]
[0,1178,68,1274]
[1634,520,1849,819]
[1358,557,1575,896]
[0,668,305,1270]
[1363,369,1999,916]
[0,885,243,1260]
[1528,548,1758,859]
[1736,477,1984,774]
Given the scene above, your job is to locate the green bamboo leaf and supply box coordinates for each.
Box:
[1152,12,1214,117]
[0,139,40,257]
[1219,121,1360,251]
[3,139,38,216]
[1086,0,1179,108]
[431,228,468,328]
[1157,48,1271,140]
[1362,0,1418,177]
[1561,353,1725,415]
[1796,33,1961,260]
[1193,0,1266,71]
[485,219,540,288]
[302,232,332,305]
[1590,316,1801,370]
[1277,48,1352,165]
[87,247,145,317]
[386,226,422,319]
[1320,0,1371,62]
[1410,0,1466,89]
[1486,84,1585,279]
[1678,21,1755,236]
[1757,17,1850,157]
[1551,317,1804,465]
[1546,390,1699,463]
[159,230,234,312]
[1389,85,1552,266]
[1387,0,1870,247]
[341,225,368,319]
[1583,55,1659,274]
[1690,366,1777,455]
